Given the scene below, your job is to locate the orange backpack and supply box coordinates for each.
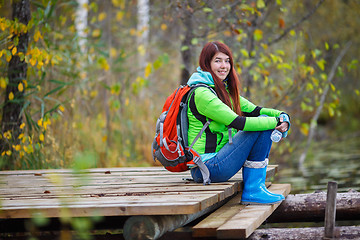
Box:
[152,84,215,184]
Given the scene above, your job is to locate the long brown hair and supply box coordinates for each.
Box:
[199,41,242,116]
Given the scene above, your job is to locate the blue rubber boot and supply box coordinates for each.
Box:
[241,160,285,205]
[258,159,285,198]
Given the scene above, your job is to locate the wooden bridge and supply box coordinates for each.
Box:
[0,166,291,239]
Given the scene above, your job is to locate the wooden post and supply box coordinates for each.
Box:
[324,181,337,239]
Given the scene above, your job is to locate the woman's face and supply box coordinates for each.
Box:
[210,52,231,81]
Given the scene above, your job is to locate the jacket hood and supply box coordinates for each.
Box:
[187,67,214,86]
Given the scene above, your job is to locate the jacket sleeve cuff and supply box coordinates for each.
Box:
[228,116,246,131]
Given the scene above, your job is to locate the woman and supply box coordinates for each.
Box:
[187,41,290,205]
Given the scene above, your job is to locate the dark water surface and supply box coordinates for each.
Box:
[277,133,360,194]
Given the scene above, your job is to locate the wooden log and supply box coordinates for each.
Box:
[122,198,228,240]
[268,190,360,223]
[248,226,360,240]
[324,181,337,238]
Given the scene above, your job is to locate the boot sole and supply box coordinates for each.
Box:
[241,199,283,205]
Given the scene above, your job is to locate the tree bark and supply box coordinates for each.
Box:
[1,0,31,167]
[248,226,360,240]
[268,191,360,223]
[75,0,88,55]
[137,0,150,69]
[179,0,194,85]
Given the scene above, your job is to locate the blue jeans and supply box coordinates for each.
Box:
[191,130,273,183]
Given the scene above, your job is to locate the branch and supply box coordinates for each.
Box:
[266,0,326,46]
[298,42,352,171]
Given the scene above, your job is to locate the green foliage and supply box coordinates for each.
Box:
[0,0,359,171]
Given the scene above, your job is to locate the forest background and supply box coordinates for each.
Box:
[0,0,359,194]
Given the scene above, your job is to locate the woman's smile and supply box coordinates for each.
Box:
[211,52,230,81]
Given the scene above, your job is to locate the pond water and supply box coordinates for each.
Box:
[276,133,360,194]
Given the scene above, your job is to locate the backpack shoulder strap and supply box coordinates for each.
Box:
[187,84,233,145]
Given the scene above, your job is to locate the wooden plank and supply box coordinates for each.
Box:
[192,182,271,238]
[0,165,277,176]
[0,202,202,218]
[216,184,291,239]
[0,183,238,198]
[0,166,278,219]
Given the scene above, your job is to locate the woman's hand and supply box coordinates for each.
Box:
[275,121,289,133]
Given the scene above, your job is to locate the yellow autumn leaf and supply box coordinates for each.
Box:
[22,80,28,88]
[34,30,42,42]
[254,29,263,41]
[92,29,101,38]
[137,44,145,56]
[43,118,51,130]
[4,131,12,139]
[90,90,98,98]
[257,0,265,8]
[29,57,37,66]
[110,47,117,58]
[8,92,14,100]
[20,123,25,129]
[116,11,124,21]
[144,63,152,78]
[0,77,6,89]
[161,24,167,31]
[300,124,309,136]
[98,12,107,21]
[6,53,11,62]
[59,105,65,112]
[98,57,110,71]
[6,150,12,156]
[129,28,137,36]
[14,145,21,151]
[18,133,24,139]
[18,82,24,92]
[39,134,44,142]
[298,54,305,64]
[24,145,33,153]
[12,47,17,55]
[102,135,107,142]
[38,118,43,127]
[330,83,336,92]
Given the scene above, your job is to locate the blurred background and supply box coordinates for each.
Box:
[0,0,359,193]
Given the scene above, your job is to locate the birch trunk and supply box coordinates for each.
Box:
[75,0,88,55]
[137,0,150,69]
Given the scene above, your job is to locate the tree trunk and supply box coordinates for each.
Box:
[179,0,194,85]
[75,0,88,55]
[137,0,150,69]
[1,0,31,168]
[268,191,360,223]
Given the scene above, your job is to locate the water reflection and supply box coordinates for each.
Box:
[278,134,360,194]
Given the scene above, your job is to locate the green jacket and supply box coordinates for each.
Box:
[187,67,283,162]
